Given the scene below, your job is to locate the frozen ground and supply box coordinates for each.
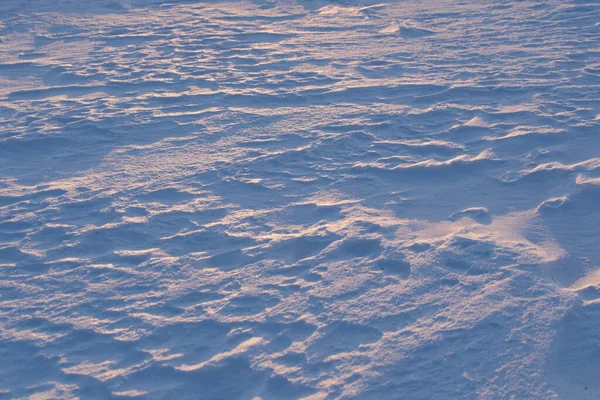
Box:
[1,0,600,398]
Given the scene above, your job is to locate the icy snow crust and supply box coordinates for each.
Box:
[1,0,600,398]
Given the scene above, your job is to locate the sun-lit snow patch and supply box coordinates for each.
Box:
[62,361,136,382]
[379,19,436,37]
[318,5,362,16]
[113,390,148,398]
[464,116,489,127]
[576,174,600,186]
[394,149,497,169]
[177,337,267,372]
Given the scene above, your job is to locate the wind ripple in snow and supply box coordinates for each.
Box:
[1,0,600,398]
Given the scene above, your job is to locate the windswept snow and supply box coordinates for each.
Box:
[1,0,600,398]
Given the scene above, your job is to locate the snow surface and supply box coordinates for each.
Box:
[1,0,600,398]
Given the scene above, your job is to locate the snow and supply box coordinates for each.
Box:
[1,0,599,398]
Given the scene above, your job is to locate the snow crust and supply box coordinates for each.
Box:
[1,0,600,398]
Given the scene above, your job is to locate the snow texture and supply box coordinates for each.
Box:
[1,0,599,398]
